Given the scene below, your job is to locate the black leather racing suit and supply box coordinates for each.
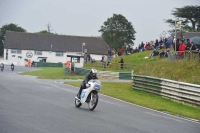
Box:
[78,74,98,98]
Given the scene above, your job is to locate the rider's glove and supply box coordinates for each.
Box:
[86,84,90,88]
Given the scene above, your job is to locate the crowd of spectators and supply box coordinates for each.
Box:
[84,35,199,68]
[118,35,199,60]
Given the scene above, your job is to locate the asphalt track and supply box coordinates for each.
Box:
[0,66,200,133]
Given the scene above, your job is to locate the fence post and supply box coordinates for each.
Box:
[131,70,134,80]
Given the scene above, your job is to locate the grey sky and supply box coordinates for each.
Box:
[0,0,199,47]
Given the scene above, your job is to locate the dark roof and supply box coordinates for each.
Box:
[184,32,200,39]
[4,31,110,55]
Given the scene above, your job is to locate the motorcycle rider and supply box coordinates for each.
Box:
[77,68,98,99]
[1,63,4,72]
[11,63,15,71]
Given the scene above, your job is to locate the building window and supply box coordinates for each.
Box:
[56,52,63,56]
[35,51,42,55]
[11,49,22,54]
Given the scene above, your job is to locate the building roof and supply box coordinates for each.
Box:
[4,31,110,55]
[184,32,200,39]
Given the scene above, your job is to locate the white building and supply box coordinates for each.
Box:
[4,31,110,67]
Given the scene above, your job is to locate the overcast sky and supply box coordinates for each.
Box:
[0,0,199,47]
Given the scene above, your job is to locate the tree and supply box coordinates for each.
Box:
[37,30,52,34]
[165,5,200,33]
[99,14,136,50]
[0,23,26,56]
[37,22,54,34]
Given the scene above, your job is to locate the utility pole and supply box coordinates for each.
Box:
[46,22,53,33]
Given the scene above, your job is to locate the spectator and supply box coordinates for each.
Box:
[149,49,159,58]
[186,39,190,50]
[188,41,199,51]
[144,42,149,50]
[138,44,142,52]
[28,60,31,67]
[108,48,111,56]
[155,39,159,50]
[107,56,112,66]
[173,38,180,52]
[134,47,139,53]
[119,57,124,69]
[87,53,91,62]
[129,44,134,53]
[120,46,125,55]
[31,61,35,67]
[160,49,168,58]
[125,44,129,54]
[177,40,186,60]
[101,55,105,62]
[141,42,145,51]
[65,61,70,68]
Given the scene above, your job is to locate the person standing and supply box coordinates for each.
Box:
[178,40,186,60]
[108,48,111,56]
[155,39,159,50]
[119,57,124,69]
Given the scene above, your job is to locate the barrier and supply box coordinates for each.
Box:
[64,67,132,80]
[132,73,200,107]
[36,62,63,67]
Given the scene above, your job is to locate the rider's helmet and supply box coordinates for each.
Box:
[90,68,97,78]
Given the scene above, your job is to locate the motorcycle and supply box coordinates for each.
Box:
[0,65,4,72]
[11,65,14,71]
[75,79,101,111]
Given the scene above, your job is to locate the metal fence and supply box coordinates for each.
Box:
[168,50,200,62]
[132,74,200,107]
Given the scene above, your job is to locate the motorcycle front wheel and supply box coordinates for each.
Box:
[88,93,98,111]
[75,97,82,108]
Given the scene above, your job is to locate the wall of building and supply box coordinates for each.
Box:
[90,54,104,61]
[3,49,85,67]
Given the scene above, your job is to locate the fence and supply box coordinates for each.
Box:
[184,50,200,62]
[132,74,200,107]
[64,67,132,80]
[168,50,200,62]
[88,61,134,70]
[35,62,63,67]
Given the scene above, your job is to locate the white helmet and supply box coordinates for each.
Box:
[90,68,97,78]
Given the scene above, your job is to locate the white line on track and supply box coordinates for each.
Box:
[145,112,183,122]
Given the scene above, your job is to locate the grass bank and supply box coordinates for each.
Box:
[65,81,200,121]
[21,67,85,79]
[84,49,200,85]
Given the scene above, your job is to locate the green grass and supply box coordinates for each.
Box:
[85,49,200,84]
[21,67,85,79]
[65,82,200,120]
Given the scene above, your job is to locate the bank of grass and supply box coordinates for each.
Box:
[65,82,200,120]
[85,49,200,84]
[21,67,85,79]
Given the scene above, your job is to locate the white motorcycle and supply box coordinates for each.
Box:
[75,79,101,111]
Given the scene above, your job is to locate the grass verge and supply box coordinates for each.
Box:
[84,49,200,85]
[21,67,85,79]
[65,81,200,121]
